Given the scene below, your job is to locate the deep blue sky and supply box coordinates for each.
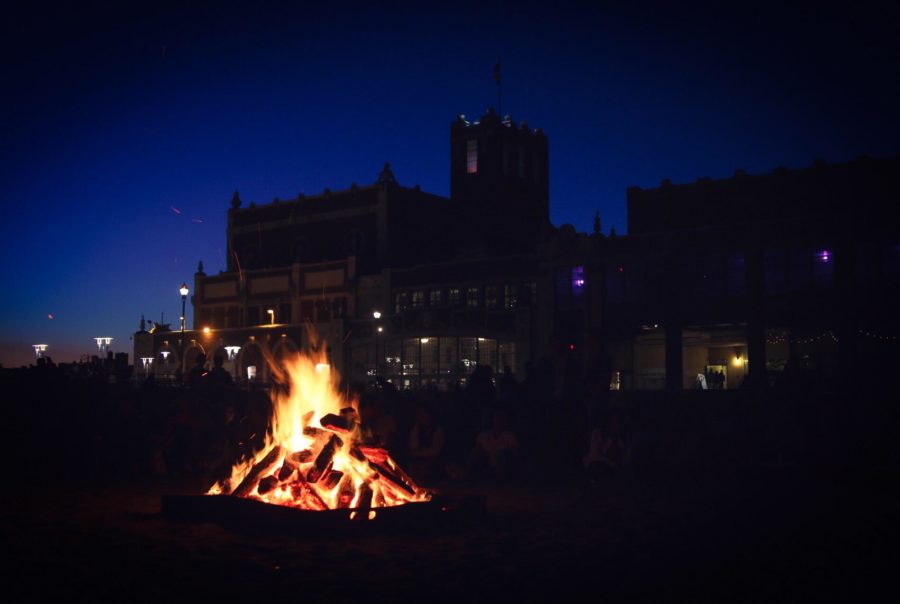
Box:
[2,1,898,367]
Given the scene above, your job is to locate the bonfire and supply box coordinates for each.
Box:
[208,344,431,517]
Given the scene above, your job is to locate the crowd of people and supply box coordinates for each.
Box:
[9,346,874,492]
[6,352,634,489]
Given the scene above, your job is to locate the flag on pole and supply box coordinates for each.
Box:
[493,61,501,85]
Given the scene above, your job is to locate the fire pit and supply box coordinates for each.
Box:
[161,492,483,536]
[163,342,483,533]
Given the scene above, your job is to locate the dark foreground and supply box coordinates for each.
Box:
[3,470,892,602]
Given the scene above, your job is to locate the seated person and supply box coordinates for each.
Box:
[408,402,446,482]
[469,408,518,480]
[582,414,627,481]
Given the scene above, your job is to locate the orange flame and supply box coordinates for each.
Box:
[208,341,430,512]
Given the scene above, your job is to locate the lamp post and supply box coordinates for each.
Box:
[94,337,113,354]
[180,282,189,381]
[373,310,382,375]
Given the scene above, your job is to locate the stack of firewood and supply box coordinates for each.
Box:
[219,407,428,510]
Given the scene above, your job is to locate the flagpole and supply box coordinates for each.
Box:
[494,59,502,117]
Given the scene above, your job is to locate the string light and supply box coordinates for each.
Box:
[765,329,898,345]
[857,329,899,341]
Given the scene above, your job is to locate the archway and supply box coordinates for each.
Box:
[238,340,265,383]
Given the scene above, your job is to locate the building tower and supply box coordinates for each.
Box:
[450,108,549,251]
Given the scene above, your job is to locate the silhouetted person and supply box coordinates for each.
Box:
[695,372,708,390]
[583,413,626,483]
[188,353,208,389]
[498,365,519,405]
[467,364,496,430]
[469,407,518,481]
[408,402,446,483]
[359,393,399,453]
[207,354,233,387]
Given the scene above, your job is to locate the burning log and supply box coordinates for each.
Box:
[385,456,418,492]
[358,446,389,464]
[349,445,367,462]
[277,458,297,481]
[257,475,278,495]
[356,483,374,509]
[320,413,356,434]
[291,449,314,464]
[233,446,284,497]
[206,343,431,512]
[323,470,344,490]
[340,406,360,423]
[371,462,415,496]
[337,477,355,508]
[290,480,328,511]
[307,434,343,483]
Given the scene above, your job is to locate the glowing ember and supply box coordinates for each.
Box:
[209,342,431,512]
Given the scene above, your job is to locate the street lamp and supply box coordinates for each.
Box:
[94,337,113,353]
[372,310,382,375]
[180,282,189,380]
[267,308,275,325]
[140,357,154,376]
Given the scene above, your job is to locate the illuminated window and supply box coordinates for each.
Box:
[466,139,478,174]
[429,290,442,306]
[449,288,461,307]
[466,287,480,308]
[411,290,424,308]
[812,249,834,289]
[556,267,584,309]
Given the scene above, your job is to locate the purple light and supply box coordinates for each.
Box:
[817,250,831,263]
[571,266,585,290]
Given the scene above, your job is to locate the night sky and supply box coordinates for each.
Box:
[2,1,898,367]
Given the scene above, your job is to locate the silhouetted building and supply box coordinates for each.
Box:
[133,114,898,393]
[450,110,550,250]
[599,156,900,391]
[135,110,585,388]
